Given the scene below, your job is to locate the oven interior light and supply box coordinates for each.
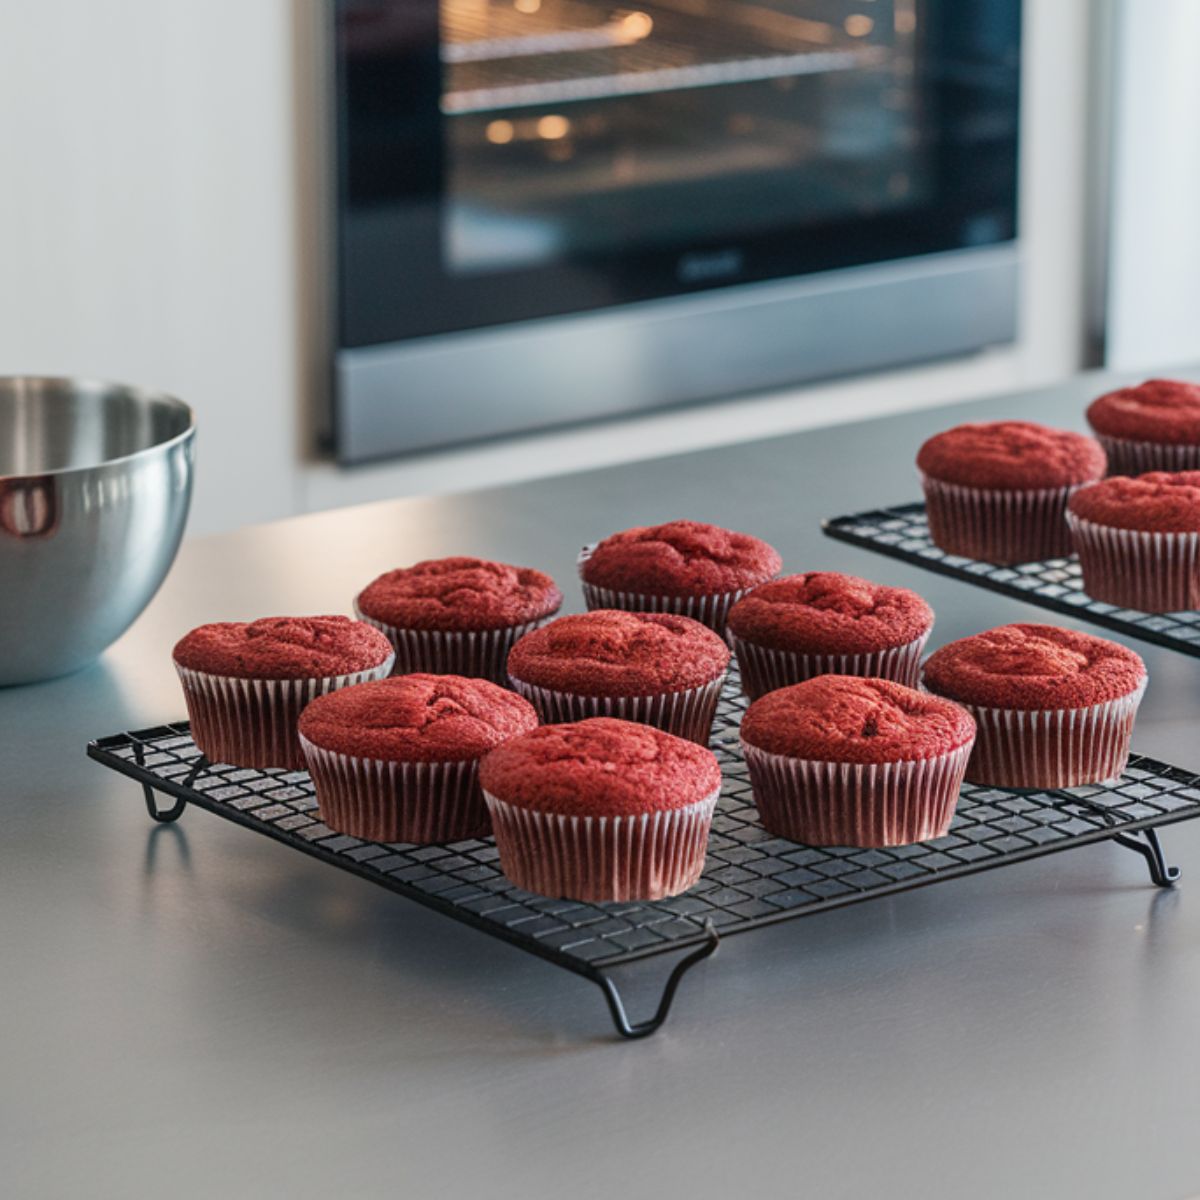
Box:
[844,14,875,37]
[514,0,541,13]
[537,114,570,140]
[486,119,516,144]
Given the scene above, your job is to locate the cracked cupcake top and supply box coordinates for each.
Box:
[727,572,933,654]
[740,675,975,764]
[581,520,781,596]
[507,610,729,696]
[173,616,393,680]
[922,623,1146,710]
[297,674,538,763]
[479,717,722,816]
[1068,472,1200,533]
[356,557,562,632]
[1087,378,1200,445]
[917,421,1106,490]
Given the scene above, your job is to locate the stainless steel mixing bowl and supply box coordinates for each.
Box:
[0,377,195,685]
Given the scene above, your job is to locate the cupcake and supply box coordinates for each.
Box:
[922,623,1146,790]
[298,673,538,843]
[173,616,394,770]
[507,609,729,745]
[354,556,562,684]
[740,675,975,847]
[1067,472,1200,612]
[578,519,781,634]
[1086,378,1200,475]
[479,717,721,901]
[917,421,1106,564]
[727,571,934,700]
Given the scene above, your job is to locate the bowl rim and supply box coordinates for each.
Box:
[0,375,195,483]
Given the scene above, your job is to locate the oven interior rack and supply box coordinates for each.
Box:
[822,501,1200,659]
[88,671,1200,1039]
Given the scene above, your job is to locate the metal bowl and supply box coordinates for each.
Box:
[0,377,195,685]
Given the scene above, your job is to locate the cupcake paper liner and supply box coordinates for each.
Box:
[741,741,973,847]
[508,673,726,746]
[1094,434,1200,477]
[730,631,928,701]
[1067,511,1200,612]
[956,680,1146,790]
[300,738,491,843]
[577,544,752,635]
[353,599,548,684]
[920,474,1082,565]
[176,656,394,771]
[483,789,719,901]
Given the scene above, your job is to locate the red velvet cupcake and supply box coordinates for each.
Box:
[298,673,538,843]
[917,421,1106,564]
[507,609,729,745]
[479,717,721,901]
[922,624,1146,789]
[355,556,562,684]
[1086,378,1200,475]
[173,616,394,770]
[727,572,934,700]
[740,675,975,847]
[1067,472,1200,612]
[578,519,781,634]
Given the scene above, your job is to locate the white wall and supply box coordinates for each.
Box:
[0,0,1093,536]
[1102,0,1200,370]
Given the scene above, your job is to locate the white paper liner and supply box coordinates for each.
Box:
[740,740,973,847]
[577,543,756,635]
[300,738,490,843]
[175,654,394,770]
[1067,510,1200,612]
[730,630,929,700]
[920,473,1084,565]
[507,673,726,745]
[483,788,719,901]
[954,679,1147,789]
[1094,433,1200,477]
[353,597,549,684]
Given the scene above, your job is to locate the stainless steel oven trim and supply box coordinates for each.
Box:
[333,242,1019,464]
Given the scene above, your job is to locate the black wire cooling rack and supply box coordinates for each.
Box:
[823,501,1200,657]
[89,670,1199,1038]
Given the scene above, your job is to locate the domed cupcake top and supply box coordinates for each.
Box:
[479,717,721,816]
[916,421,1106,490]
[173,616,393,680]
[356,557,562,632]
[1087,379,1200,445]
[298,673,538,763]
[922,623,1146,710]
[581,519,782,596]
[1068,471,1200,533]
[507,609,729,696]
[727,572,933,654]
[740,675,974,764]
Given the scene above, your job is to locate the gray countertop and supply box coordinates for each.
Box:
[7,370,1200,1200]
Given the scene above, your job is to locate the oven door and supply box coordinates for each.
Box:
[333,0,1020,461]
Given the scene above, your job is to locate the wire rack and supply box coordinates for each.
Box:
[89,668,1199,1038]
[823,501,1200,658]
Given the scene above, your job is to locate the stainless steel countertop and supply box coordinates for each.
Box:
[7,370,1200,1200]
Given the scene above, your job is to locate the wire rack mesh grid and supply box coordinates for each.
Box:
[90,671,1200,981]
[823,501,1200,656]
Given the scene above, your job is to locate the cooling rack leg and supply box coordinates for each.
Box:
[593,923,720,1039]
[142,785,188,824]
[1113,828,1181,887]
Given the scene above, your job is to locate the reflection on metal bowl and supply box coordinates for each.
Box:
[0,377,195,686]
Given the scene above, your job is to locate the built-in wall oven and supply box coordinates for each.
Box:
[331,0,1020,462]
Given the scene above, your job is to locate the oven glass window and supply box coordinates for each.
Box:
[442,1,926,276]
